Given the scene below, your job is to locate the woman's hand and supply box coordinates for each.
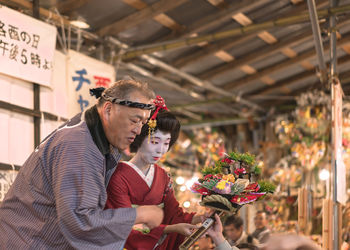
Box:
[164,223,199,236]
[191,210,212,224]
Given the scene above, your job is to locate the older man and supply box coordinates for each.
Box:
[0,80,164,249]
[252,210,271,243]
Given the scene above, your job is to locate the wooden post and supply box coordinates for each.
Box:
[298,188,308,234]
[322,199,333,250]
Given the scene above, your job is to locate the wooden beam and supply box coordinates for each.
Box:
[281,47,297,58]
[154,0,270,49]
[98,0,188,36]
[123,0,182,31]
[207,0,226,8]
[257,31,277,44]
[198,2,346,80]
[0,0,72,26]
[197,27,312,79]
[342,43,350,54]
[300,60,315,70]
[153,13,182,31]
[214,50,234,62]
[240,65,256,74]
[232,12,253,26]
[122,0,147,10]
[57,0,89,14]
[171,0,323,69]
[172,32,257,68]
[180,0,269,37]
[222,32,350,91]
[250,54,350,96]
[260,76,275,85]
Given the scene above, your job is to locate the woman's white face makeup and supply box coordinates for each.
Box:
[138,130,171,165]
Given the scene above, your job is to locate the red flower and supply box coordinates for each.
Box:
[204,174,213,180]
[221,158,235,164]
[234,168,246,175]
[231,193,265,205]
[245,183,260,192]
[191,183,210,195]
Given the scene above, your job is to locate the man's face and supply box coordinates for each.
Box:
[224,224,242,242]
[254,212,267,230]
[137,130,171,165]
[104,91,151,151]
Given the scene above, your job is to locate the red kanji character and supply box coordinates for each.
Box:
[93,76,111,88]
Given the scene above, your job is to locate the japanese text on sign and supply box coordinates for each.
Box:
[0,6,56,87]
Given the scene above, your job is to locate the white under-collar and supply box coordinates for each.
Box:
[123,161,155,188]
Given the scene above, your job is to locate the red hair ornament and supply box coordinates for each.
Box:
[148,96,169,141]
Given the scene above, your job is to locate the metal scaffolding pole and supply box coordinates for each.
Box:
[307,0,328,84]
[330,0,340,249]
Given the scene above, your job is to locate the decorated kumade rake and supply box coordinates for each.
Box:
[179,152,275,249]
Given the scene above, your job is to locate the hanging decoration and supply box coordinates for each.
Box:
[289,90,330,170]
[271,157,302,189]
[295,90,330,136]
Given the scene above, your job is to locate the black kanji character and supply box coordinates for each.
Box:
[30,53,41,68]
[8,25,20,41]
[0,40,9,56]
[32,34,40,49]
[9,44,19,61]
[0,21,6,37]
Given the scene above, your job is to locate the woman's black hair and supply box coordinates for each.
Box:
[130,109,180,153]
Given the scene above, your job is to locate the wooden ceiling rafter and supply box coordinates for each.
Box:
[249,54,350,96]
[98,0,188,36]
[126,0,271,65]
[206,0,227,9]
[169,0,270,41]
[170,0,326,70]
[57,0,89,14]
[122,0,183,31]
[222,31,350,91]
[121,3,350,60]
[122,0,147,9]
[197,27,313,80]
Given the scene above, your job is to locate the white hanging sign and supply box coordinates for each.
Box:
[0,6,57,87]
[67,50,115,117]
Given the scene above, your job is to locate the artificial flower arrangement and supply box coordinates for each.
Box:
[191,151,275,213]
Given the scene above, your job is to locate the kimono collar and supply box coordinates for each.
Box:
[84,105,110,155]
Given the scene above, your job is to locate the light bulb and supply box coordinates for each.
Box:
[319,169,330,181]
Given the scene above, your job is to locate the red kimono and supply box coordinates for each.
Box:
[105,162,194,250]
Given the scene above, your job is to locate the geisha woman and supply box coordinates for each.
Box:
[105,96,204,250]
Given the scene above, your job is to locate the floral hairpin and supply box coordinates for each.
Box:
[148,96,169,141]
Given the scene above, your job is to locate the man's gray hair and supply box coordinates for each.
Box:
[98,79,155,106]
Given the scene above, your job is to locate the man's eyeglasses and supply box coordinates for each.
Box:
[102,93,155,110]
